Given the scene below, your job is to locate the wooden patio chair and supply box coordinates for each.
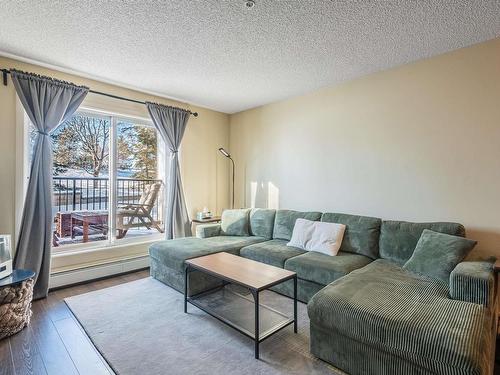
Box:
[116,182,164,239]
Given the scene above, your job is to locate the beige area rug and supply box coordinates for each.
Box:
[65,277,344,375]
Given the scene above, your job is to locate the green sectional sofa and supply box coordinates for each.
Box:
[149,208,497,375]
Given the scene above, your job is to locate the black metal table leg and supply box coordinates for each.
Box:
[253,289,259,359]
[184,266,189,313]
[293,275,298,333]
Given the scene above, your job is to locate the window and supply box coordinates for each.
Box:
[25,109,166,252]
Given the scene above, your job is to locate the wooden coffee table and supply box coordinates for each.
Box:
[184,252,297,359]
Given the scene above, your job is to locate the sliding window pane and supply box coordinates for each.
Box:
[51,113,110,248]
[115,121,164,240]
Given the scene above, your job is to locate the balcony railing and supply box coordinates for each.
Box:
[53,176,162,222]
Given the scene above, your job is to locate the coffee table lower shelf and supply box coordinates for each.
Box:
[188,286,294,340]
[184,264,297,359]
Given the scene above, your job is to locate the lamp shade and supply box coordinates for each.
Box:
[218,147,231,158]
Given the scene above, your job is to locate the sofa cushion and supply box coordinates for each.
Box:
[249,208,276,239]
[321,212,381,259]
[240,239,306,268]
[273,209,322,241]
[404,229,477,283]
[308,259,486,374]
[379,220,465,265]
[195,223,221,238]
[220,209,250,236]
[284,251,372,286]
[149,236,266,273]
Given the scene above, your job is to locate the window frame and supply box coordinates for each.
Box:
[19,105,165,256]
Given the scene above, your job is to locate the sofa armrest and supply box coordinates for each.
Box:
[449,261,496,307]
[196,224,221,238]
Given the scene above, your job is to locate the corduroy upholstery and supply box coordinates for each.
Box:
[379,220,466,265]
[149,208,496,375]
[450,261,496,307]
[220,208,250,236]
[321,212,381,259]
[195,223,221,238]
[308,259,490,375]
[284,251,372,286]
[271,277,325,303]
[240,239,306,268]
[403,229,477,283]
[272,209,322,241]
[249,208,276,239]
[149,236,266,273]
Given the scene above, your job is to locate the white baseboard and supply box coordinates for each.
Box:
[49,256,150,289]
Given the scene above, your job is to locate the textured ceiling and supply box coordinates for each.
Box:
[0,1,499,113]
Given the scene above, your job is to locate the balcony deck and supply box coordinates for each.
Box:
[52,177,164,247]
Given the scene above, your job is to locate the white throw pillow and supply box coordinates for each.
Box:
[287,218,346,256]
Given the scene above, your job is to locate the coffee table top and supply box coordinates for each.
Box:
[71,210,108,219]
[186,252,296,291]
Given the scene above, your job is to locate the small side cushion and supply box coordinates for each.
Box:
[249,208,276,239]
[273,209,322,241]
[450,261,495,307]
[220,209,250,236]
[196,223,221,238]
[149,235,266,273]
[379,220,465,265]
[284,251,372,286]
[240,239,306,268]
[403,230,476,283]
[321,212,381,259]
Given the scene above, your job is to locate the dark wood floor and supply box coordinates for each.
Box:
[1,269,499,375]
[0,269,150,375]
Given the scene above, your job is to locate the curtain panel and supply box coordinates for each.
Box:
[146,102,192,239]
[11,70,88,299]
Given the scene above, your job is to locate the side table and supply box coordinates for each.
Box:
[0,269,36,340]
[192,216,222,224]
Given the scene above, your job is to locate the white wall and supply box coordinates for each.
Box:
[229,38,500,259]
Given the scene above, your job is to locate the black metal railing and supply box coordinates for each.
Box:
[53,177,162,221]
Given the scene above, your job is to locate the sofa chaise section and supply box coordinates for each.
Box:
[308,219,496,375]
[308,259,495,375]
[150,235,267,295]
[150,208,275,295]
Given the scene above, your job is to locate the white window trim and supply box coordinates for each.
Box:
[16,104,165,259]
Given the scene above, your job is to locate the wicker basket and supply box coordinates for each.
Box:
[0,278,34,340]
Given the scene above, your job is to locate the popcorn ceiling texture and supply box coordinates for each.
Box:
[0,0,498,113]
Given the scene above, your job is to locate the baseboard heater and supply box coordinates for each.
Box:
[49,255,150,290]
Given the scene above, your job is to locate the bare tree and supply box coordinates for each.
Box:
[53,115,110,177]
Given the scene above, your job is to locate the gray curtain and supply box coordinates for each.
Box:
[12,70,88,299]
[146,102,192,239]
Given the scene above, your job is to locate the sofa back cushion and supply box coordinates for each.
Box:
[321,212,381,259]
[220,209,250,236]
[249,208,276,239]
[273,210,322,241]
[379,220,466,265]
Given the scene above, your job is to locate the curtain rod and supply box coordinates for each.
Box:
[1,68,198,117]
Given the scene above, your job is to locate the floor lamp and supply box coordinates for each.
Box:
[218,147,235,209]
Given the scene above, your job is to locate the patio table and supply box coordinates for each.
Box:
[71,211,108,243]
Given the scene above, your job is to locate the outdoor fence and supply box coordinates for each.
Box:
[52,176,162,222]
